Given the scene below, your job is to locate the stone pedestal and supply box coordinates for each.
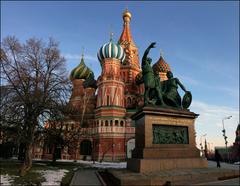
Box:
[127,106,208,173]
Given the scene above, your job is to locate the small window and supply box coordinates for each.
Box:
[107,96,110,106]
[105,120,109,126]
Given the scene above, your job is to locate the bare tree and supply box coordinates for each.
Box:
[0,36,71,176]
[43,83,96,163]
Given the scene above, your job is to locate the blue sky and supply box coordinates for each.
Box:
[1,1,239,148]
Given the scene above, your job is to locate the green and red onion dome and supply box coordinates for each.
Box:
[97,39,126,65]
[70,57,94,80]
[152,56,171,73]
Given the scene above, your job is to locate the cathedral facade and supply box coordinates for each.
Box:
[34,9,171,161]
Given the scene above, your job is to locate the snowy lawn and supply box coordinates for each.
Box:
[76,160,127,169]
[38,169,69,186]
[0,160,80,185]
[0,174,15,185]
[1,159,127,185]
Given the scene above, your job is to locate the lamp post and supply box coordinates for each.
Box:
[200,134,207,157]
[222,116,232,162]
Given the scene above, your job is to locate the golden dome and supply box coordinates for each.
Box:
[123,9,132,19]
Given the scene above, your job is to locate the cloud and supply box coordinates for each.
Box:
[64,53,98,62]
[178,75,239,100]
[174,50,239,82]
[178,75,200,86]
[191,100,239,148]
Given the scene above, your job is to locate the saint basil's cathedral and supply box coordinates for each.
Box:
[36,9,171,161]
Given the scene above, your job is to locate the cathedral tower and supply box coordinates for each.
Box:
[69,54,96,127]
[119,9,142,109]
[94,36,128,160]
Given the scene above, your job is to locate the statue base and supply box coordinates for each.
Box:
[128,106,208,173]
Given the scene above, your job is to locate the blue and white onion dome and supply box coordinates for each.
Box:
[97,38,126,66]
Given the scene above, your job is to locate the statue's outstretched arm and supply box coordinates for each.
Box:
[176,78,188,92]
[142,42,156,65]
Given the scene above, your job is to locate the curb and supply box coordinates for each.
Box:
[95,171,107,186]
[69,171,77,186]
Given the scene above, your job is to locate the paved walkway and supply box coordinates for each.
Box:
[70,169,102,186]
[208,160,240,170]
[195,177,240,185]
[70,161,239,186]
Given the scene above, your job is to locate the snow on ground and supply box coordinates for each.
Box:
[39,169,69,186]
[0,174,14,185]
[35,159,127,169]
[76,160,127,169]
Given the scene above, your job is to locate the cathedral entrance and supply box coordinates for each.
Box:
[126,138,135,158]
[80,140,92,160]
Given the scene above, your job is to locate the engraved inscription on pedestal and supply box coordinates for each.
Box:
[152,124,189,144]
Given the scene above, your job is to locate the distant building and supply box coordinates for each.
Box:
[215,123,240,163]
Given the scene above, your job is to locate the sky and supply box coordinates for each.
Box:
[1,1,239,149]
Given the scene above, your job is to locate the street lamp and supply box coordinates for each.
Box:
[200,134,207,157]
[222,115,232,162]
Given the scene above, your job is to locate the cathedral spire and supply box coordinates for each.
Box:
[110,32,114,42]
[119,9,135,46]
[81,47,84,62]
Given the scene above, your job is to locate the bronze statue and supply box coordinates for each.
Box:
[141,42,192,109]
[142,42,164,106]
[162,71,191,108]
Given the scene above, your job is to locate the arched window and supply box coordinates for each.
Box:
[101,120,104,126]
[80,140,92,155]
[120,121,124,127]
[110,120,113,126]
[115,120,119,126]
[107,95,110,106]
[132,98,136,105]
[127,97,131,105]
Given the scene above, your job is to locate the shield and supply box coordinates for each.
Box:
[182,91,192,109]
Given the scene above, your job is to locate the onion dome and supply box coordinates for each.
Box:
[97,34,126,65]
[152,52,171,73]
[70,55,94,80]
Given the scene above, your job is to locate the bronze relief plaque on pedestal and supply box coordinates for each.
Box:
[152,124,189,144]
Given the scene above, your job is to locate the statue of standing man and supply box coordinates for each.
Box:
[142,42,165,106]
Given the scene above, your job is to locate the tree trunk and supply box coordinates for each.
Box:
[19,142,33,176]
[52,145,57,164]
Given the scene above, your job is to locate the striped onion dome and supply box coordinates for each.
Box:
[70,56,94,80]
[152,56,171,73]
[97,38,126,65]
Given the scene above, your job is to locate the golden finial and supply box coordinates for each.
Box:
[123,7,131,20]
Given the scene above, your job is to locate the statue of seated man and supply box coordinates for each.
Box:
[163,71,190,108]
